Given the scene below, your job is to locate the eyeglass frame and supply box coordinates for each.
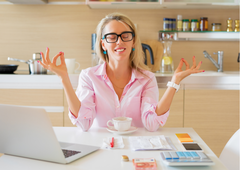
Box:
[102,31,135,43]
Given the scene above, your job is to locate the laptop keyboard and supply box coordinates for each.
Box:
[62,149,81,158]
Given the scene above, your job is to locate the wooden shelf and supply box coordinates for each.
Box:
[159,31,240,41]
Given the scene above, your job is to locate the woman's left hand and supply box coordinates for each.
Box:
[171,56,204,84]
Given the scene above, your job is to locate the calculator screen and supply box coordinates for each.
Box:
[182,143,202,150]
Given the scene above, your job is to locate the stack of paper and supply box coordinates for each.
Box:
[129,135,172,151]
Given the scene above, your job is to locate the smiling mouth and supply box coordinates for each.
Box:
[115,48,125,52]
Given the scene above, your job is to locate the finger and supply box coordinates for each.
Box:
[182,58,190,70]
[40,52,47,64]
[176,58,184,70]
[45,47,51,63]
[191,69,205,74]
[60,52,66,65]
[190,56,196,69]
[52,52,62,65]
[195,61,202,70]
[38,60,48,69]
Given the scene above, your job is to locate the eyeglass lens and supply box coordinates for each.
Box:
[105,32,133,43]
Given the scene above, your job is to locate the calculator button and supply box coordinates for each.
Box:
[176,152,186,159]
[183,152,192,159]
[190,151,200,159]
[163,152,172,160]
[197,152,208,159]
[170,152,179,159]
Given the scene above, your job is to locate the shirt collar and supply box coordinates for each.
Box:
[94,62,145,81]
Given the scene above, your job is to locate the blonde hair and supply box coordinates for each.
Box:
[95,12,150,72]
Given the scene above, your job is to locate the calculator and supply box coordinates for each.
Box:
[160,151,215,166]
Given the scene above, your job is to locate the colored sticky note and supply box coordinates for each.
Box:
[175,133,193,143]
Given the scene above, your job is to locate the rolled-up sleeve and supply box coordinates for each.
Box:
[68,70,96,131]
[141,75,169,132]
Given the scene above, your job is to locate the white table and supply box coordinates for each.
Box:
[0,127,227,170]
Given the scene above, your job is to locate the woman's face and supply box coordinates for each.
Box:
[101,20,134,64]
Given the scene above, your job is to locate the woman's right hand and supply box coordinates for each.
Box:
[39,47,68,78]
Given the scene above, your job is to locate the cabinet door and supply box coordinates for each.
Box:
[0,89,64,126]
[159,88,184,127]
[184,89,239,157]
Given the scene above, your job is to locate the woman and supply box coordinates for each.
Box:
[39,13,204,132]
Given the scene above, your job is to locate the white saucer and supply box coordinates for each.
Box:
[106,126,138,135]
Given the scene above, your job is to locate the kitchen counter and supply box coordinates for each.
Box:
[0,71,239,90]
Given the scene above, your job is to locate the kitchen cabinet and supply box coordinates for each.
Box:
[184,89,239,157]
[159,88,184,127]
[0,89,64,126]
[162,0,239,8]
[86,0,238,9]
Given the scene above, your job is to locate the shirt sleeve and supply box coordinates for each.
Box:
[141,74,169,132]
[68,70,96,132]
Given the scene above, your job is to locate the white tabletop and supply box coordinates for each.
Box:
[0,127,227,170]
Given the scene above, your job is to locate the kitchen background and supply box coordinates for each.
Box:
[0,0,239,72]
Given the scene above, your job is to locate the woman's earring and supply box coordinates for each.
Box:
[103,50,107,54]
[132,48,135,51]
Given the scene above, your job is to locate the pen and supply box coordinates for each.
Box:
[111,137,114,148]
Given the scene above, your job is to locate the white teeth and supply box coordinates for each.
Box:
[116,49,124,52]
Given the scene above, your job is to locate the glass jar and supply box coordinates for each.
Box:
[212,23,221,31]
[191,19,198,31]
[182,19,190,31]
[172,19,176,31]
[200,17,208,31]
[163,18,170,31]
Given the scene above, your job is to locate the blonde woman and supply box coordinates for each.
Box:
[39,13,204,132]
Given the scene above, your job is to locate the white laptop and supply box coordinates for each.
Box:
[0,104,99,164]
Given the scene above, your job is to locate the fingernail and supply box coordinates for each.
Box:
[62,52,64,55]
[37,61,39,63]
[201,61,202,64]
[193,56,195,58]
[203,70,205,72]
[46,47,48,50]
[181,58,184,60]
[59,51,62,54]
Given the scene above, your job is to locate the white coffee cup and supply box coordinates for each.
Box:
[107,117,132,131]
[65,58,80,74]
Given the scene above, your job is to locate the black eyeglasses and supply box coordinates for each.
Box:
[102,31,135,43]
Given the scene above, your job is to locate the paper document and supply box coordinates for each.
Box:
[129,135,172,151]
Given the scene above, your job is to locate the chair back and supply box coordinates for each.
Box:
[219,129,240,170]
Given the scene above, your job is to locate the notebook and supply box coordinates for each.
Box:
[0,104,99,164]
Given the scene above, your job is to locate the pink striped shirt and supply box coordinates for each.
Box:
[69,62,169,132]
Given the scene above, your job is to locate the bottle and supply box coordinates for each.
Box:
[161,41,174,73]
[234,20,240,32]
[177,15,182,31]
[227,18,233,32]
[200,17,208,31]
